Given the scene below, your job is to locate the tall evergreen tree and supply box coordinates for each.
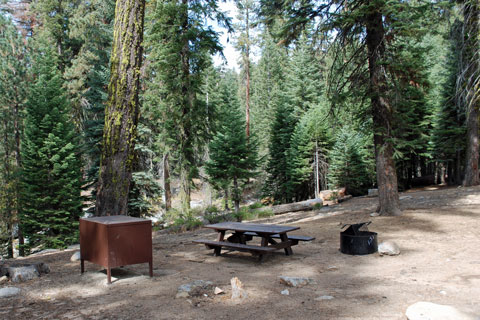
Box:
[95,0,145,216]
[205,72,258,212]
[144,0,229,213]
[460,0,479,186]
[21,35,82,251]
[328,127,371,196]
[0,13,28,257]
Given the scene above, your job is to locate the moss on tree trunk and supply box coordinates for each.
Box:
[96,0,145,216]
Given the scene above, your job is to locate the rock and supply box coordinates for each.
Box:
[70,251,81,262]
[9,266,40,283]
[315,295,334,301]
[281,289,289,295]
[368,189,378,197]
[67,244,80,250]
[400,195,413,200]
[370,212,380,217]
[406,301,478,320]
[230,277,248,300]
[0,275,8,284]
[279,276,315,287]
[175,291,189,299]
[0,287,21,298]
[176,280,214,298]
[214,287,224,295]
[378,241,400,256]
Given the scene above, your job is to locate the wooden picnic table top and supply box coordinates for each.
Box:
[203,222,300,235]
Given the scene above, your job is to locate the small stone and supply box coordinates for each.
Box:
[175,291,189,299]
[281,289,289,295]
[440,290,447,295]
[315,295,334,301]
[0,276,8,284]
[370,212,380,217]
[230,277,248,300]
[406,301,478,320]
[0,287,21,298]
[378,241,400,256]
[214,287,224,295]
[279,276,315,287]
[70,251,81,262]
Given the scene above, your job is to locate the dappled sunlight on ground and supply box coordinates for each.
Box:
[2,186,480,319]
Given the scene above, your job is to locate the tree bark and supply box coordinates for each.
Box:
[163,153,172,211]
[365,9,401,216]
[95,0,145,216]
[14,101,24,256]
[233,176,240,213]
[245,5,251,138]
[462,0,479,187]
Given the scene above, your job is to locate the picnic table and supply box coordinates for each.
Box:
[193,222,314,261]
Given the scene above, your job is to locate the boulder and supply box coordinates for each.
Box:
[7,263,49,283]
[279,276,315,288]
[230,277,248,300]
[406,301,478,320]
[378,241,400,256]
[0,287,21,298]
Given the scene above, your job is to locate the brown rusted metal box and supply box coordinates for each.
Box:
[80,215,153,284]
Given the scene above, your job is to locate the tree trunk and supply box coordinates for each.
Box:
[314,140,320,199]
[163,153,172,211]
[233,176,240,213]
[95,0,145,216]
[224,188,230,211]
[365,9,401,216]
[178,0,192,213]
[245,5,251,138]
[3,118,14,258]
[462,0,479,187]
[14,101,24,256]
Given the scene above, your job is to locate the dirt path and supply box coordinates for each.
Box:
[2,186,480,319]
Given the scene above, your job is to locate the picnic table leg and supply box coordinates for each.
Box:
[280,233,293,256]
[214,230,225,256]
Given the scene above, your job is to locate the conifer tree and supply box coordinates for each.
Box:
[144,0,229,213]
[21,35,82,251]
[328,127,371,196]
[0,13,28,257]
[205,72,258,212]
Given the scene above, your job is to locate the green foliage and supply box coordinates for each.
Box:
[328,127,372,196]
[144,0,229,212]
[20,35,82,251]
[205,71,259,212]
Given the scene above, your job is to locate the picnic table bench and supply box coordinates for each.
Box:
[193,222,315,261]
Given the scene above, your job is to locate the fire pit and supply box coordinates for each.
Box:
[340,221,378,255]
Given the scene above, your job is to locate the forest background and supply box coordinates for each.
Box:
[0,0,478,258]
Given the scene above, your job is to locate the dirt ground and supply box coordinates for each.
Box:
[2,185,480,320]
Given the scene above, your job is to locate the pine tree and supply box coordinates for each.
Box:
[0,13,28,257]
[328,127,371,196]
[21,35,82,251]
[143,0,228,213]
[205,72,258,212]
